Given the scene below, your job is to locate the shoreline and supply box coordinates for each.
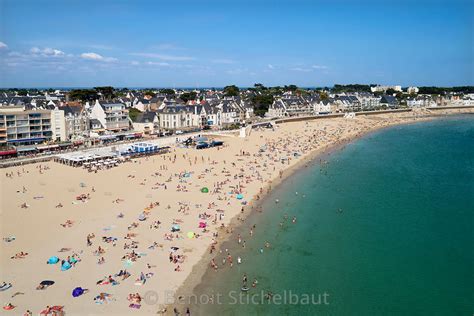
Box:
[165,111,474,314]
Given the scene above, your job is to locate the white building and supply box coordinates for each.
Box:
[313,100,332,114]
[358,95,381,109]
[158,105,203,130]
[90,100,130,132]
[370,85,402,93]
[0,105,66,146]
[51,107,66,142]
[63,105,88,140]
[131,111,159,135]
[407,87,419,94]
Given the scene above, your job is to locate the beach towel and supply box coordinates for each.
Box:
[47,256,59,264]
[72,287,84,297]
[0,284,12,291]
[123,259,133,268]
[61,261,71,271]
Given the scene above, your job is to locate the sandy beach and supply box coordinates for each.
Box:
[1,109,472,315]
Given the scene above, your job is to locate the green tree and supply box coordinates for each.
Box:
[254,83,267,90]
[332,84,371,93]
[160,89,175,95]
[69,89,98,102]
[251,94,274,117]
[319,91,329,100]
[143,90,156,97]
[128,108,142,121]
[180,92,197,103]
[284,85,298,92]
[94,86,115,100]
[223,85,240,97]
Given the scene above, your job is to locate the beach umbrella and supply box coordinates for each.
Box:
[47,256,59,264]
[40,280,55,286]
[201,187,209,193]
[72,287,84,297]
[187,232,195,239]
[236,194,244,200]
[171,225,180,232]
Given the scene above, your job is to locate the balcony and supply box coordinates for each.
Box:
[106,121,129,130]
[29,120,41,125]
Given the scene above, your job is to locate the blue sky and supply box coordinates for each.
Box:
[0,0,472,88]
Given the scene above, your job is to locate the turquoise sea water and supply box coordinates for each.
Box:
[191,116,474,316]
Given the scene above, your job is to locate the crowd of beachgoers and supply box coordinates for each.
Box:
[1,109,472,315]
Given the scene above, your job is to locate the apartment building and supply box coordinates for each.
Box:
[0,106,66,146]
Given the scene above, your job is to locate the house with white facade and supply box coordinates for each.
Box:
[313,100,332,114]
[158,105,203,130]
[90,100,130,132]
[63,105,88,140]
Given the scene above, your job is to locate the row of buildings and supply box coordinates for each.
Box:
[0,91,253,147]
[1,87,473,147]
[266,91,474,118]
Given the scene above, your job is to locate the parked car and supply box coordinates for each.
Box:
[196,142,209,149]
[209,140,224,147]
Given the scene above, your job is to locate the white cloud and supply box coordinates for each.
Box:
[80,52,102,60]
[131,61,140,66]
[290,67,312,72]
[226,68,247,75]
[154,43,181,50]
[88,44,115,50]
[146,61,170,66]
[30,47,65,57]
[81,52,117,62]
[130,53,195,61]
[267,64,275,69]
[211,59,235,64]
[312,65,328,70]
[0,42,7,49]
